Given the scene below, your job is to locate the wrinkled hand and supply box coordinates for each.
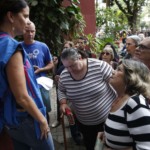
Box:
[39,118,50,140]
[60,104,71,115]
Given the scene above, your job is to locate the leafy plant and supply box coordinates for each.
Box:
[82,33,117,58]
[114,0,145,33]
[27,0,85,56]
[96,7,128,39]
[95,6,127,54]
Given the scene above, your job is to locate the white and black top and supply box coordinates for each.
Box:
[105,94,150,149]
[58,58,116,125]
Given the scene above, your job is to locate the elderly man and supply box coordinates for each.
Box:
[134,37,150,69]
[124,35,141,59]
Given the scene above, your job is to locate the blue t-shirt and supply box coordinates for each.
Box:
[21,41,52,78]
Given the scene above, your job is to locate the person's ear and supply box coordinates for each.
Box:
[7,11,15,23]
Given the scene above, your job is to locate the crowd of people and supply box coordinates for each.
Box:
[0,0,150,150]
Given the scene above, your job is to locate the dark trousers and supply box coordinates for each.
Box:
[77,120,104,150]
[69,116,82,145]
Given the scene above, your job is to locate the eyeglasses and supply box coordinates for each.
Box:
[138,44,150,50]
[101,52,111,56]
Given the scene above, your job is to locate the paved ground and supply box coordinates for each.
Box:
[49,85,86,150]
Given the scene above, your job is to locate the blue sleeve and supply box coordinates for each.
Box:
[43,44,53,63]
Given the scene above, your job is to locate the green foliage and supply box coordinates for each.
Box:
[96,7,128,37]
[96,36,115,52]
[95,6,127,53]
[114,0,145,32]
[27,0,85,55]
[85,34,99,55]
[84,33,117,57]
[83,34,117,57]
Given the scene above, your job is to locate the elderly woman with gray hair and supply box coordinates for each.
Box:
[99,59,150,150]
[124,35,141,59]
[58,48,116,150]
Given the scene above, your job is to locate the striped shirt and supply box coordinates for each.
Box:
[105,94,150,149]
[58,58,116,125]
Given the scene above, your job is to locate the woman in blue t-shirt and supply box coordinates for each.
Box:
[0,0,54,149]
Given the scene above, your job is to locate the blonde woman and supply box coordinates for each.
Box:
[99,59,150,150]
[99,47,118,69]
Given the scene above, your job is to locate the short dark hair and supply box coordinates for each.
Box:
[79,37,87,44]
[77,49,88,59]
[0,0,28,24]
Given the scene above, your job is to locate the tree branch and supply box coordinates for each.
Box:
[115,0,127,14]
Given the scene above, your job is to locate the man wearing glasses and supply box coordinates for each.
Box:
[134,37,150,69]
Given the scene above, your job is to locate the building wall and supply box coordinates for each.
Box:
[63,0,96,35]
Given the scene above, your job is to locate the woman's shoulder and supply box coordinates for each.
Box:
[0,36,19,61]
[125,94,149,112]
[60,68,70,78]
[88,58,99,63]
[129,94,148,105]
[1,35,19,45]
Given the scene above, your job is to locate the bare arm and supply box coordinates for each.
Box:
[6,50,49,139]
[34,61,54,74]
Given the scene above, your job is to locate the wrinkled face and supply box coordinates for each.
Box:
[134,39,150,64]
[62,58,80,74]
[109,64,125,90]
[126,38,137,56]
[23,22,36,43]
[11,6,30,36]
[101,51,113,63]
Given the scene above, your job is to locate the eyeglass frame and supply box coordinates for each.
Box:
[138,44,150,50]
[101,52,111,56]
